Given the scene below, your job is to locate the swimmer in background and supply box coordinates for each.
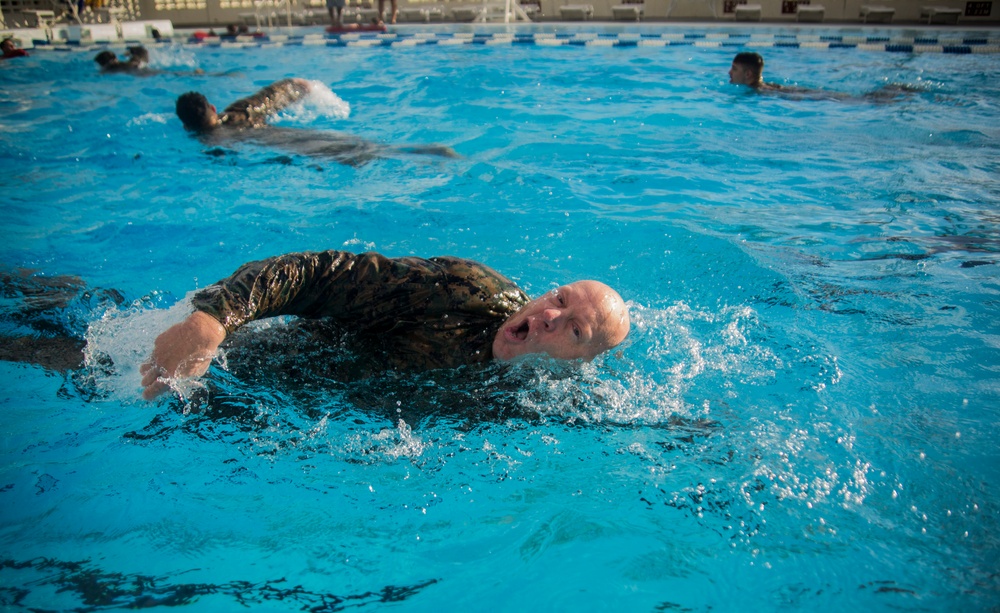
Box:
[1,37,29,59]
[95,45,210,76]
[729,52,789,92]
[176,78,313,131]
[728,51,920,102]
[125,45,150,67]
[175,79,459,165]
[94,46,149,73]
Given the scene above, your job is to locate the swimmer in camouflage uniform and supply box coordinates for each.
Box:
[175,78,313,131]
[175,80,457,165]
[140,250,630,400]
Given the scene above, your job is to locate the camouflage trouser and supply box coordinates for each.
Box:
[0,270,125,372]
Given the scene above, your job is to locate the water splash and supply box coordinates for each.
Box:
[126,112,172,127]
[146,45,201,70]
[82,293,195,404]
[341,419,428,463]
[274,81,351,124]
[507,300,785,429]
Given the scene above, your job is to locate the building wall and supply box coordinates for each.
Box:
[135,0,996,26]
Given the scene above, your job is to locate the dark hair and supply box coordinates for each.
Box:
[94,50,117,66]
[732,52,764,78]
[175,91,215,131]
[127,46,149,63]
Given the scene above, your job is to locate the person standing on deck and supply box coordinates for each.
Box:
[327,0,345,27]
[378,0,397,24]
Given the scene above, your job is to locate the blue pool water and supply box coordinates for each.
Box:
[1,23,999,610]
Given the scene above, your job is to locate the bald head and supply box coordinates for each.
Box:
[575,280,630,358]
[493,279,629,362]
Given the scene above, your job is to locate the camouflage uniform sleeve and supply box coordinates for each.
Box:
[221,78,311,128]
[190,251,529,337]
[191,251,366,334]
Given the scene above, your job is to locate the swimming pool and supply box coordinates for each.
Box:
[1,23,998,610]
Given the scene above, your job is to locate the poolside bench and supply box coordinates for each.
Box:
[450,4,481,20]
[611,2,644,20]
[558,3,594,19]
[859,4,894,22]
[734,3,761,21]
[399,6,431,21]
[20,9,55,27]
[357,6,382,22]
[920,5,961,23]
[520,0,541,17]
[796,3,824,21]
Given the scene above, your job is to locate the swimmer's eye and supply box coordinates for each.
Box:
[556,293,566,306]
[573,325,580,338]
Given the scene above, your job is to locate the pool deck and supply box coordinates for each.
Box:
[3,16,999,52]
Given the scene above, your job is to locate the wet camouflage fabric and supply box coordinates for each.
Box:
[192,251,530,371]
[220,78,310,129]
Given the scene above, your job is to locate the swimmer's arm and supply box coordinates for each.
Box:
[223,78,312,126]
[140,310,227,400]
[188,251,378,334]
[141,253,329,400]
[190,250,449,334]
[139,250,436,399]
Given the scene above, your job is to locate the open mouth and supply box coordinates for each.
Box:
[509,320,529,341]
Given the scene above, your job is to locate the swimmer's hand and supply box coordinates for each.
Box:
[139,311,227,400]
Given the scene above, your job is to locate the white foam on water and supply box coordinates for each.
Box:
[82,293,197,405]
[341,419,428,462]
[274,80,351,124]
[126,112,172,127]
[147,45,201,70]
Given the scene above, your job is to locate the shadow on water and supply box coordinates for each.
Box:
[0,557,437,611]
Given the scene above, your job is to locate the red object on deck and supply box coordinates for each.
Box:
[325,23,386,33]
